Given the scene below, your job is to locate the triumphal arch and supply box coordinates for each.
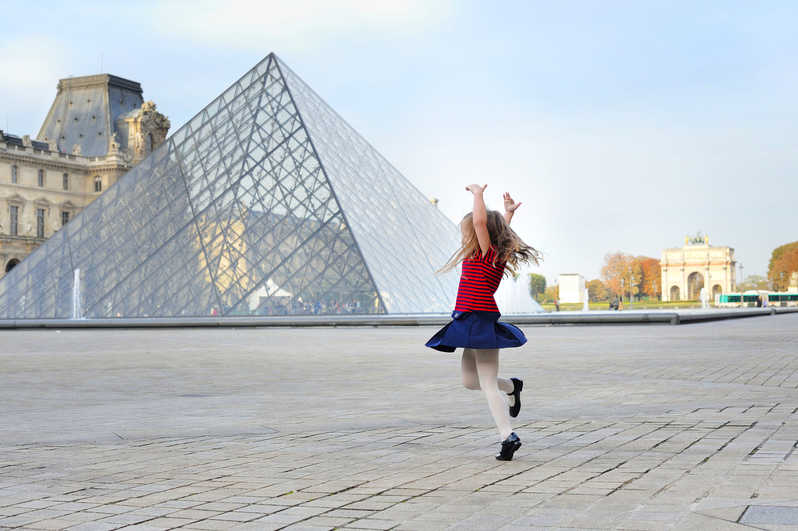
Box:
[661,234,736,301]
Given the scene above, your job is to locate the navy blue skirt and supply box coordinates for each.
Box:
[425,311,527,353]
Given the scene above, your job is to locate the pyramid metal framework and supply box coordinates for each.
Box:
[0,54,463,318]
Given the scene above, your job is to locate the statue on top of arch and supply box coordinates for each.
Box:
[686,231,709,246]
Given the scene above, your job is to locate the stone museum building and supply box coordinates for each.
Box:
[661,234,736,301]
[0,74,169,278]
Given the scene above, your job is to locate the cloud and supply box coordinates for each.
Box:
[148,0,453,52]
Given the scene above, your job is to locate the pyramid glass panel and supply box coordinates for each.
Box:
[0,53,484,319]
[275,59,460,313]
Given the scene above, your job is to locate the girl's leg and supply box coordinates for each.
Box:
[461,348,480,390]
[462,348,514,393]
[474,348,513,440]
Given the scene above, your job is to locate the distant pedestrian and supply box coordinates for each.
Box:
[426,185,541,461]
[554,298,560,312]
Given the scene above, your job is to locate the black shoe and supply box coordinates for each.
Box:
[496,432,522,461]
[508,377,523,418]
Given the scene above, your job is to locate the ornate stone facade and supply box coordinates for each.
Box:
[1,74,169,277]
[661,234,736,301]
[116,101,171,165]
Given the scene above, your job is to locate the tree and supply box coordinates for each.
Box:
[528,273,547,302]
[601,252,627,296]
[601,252,642,300]
[768,241,798,291]
[586,279,609,302]
[637,256,662,299]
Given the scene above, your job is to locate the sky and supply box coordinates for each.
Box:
[2,0,797,284]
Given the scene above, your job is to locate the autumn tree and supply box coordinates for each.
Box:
[768,241,798,291]
[601,252,642,300]
[601,252,626,296]
[586,279,609,302]
[637,256,662,299]
[528,273,547,302]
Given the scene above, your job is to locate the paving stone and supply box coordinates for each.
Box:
[131,516,197,528]
[182,519,241,530]
[341,519,402,530]
[164,508,222,520]
[25,518,90,530]
[206,510,259,522]
[741,505,798,525]
[63,522,124,531]
[299,515,357,527]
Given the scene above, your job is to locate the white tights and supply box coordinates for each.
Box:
[461,348,514,440]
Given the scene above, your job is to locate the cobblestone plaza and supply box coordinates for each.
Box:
[2,315,798,529]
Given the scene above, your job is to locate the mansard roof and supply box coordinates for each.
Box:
[37,74,144,157]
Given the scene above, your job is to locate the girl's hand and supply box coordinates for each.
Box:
[466,184,487,195]
[503,192,522,213]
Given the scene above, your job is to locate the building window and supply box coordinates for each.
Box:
[38,169,45,187]
[11,165,18,184]
[10,206,19,236]
[94,176,102,192]
[36,208,45,238]
[61,211,70,227]
[62,173,69,191]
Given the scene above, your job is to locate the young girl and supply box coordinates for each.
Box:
[426,184,541,461]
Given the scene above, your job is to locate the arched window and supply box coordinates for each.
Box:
[11,165,18,184]
[5,259,20,273]
[62,173,69,191]
[38,169,45,187]
[94,176,102,192]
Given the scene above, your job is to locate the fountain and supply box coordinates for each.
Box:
[72,269,81,319]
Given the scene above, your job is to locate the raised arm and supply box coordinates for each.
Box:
[466,184,491,255]
[503,192,522,225]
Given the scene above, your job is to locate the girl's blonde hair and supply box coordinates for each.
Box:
[439,210,542,276]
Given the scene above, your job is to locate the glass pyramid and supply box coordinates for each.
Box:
[0,53,462,318]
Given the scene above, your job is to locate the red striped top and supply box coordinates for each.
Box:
[454,246,505,313]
